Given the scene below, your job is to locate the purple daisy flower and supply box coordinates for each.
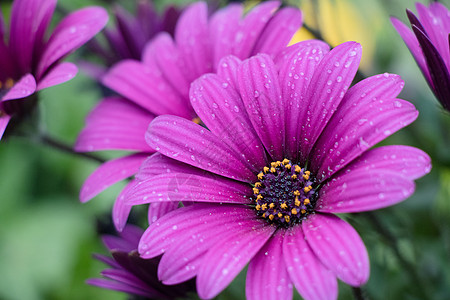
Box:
[81,0,180,79]
[88,224,196,299]
[391,2,450,111]
[75,0,303,231]
[124,41,431,299]
[0,0,108,139]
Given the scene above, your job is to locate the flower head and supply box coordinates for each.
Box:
[125,41,431,299]
[87,225,196,299]
[0,0,108,139]
[75,1,303,231]
[391,2,450,111]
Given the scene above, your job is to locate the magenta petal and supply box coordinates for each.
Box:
[209,4,243,68]
[37,62,78,91]
[216,55,242,88]
[197,219,275,299]
[146,115,255,182]
[126,172,250,206]
[9,0,56,73]
[232,1,280,59]
[283,226,337,300]
[311,74,415,181]
[246,232,293,300]
[102,60,191,118]
[174,2,212,80]
[252,7,303,58]
[113,179,138,232]
[37,7,108,79]
[238,54,285,160]
[0,113,11,140]
[79,153,148,203]
[147,202,179,224]
[86,277,153,298]
[1,74,37,101]
[297,42,362,162]
[136,152,200,181]
[303,213,370,286]
[275,40,330,161]
[191,73,267,172]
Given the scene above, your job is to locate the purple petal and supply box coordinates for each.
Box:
[36,7,108,79]
[303,213,370,286]
[246,232,293,300]
[197,218,275,299]
[146,115,255,182]
[126,172,250,206]
[147,202,179,224]
[1,73,36,101]
[297,42,362,163]
[174,2,212,80]
[283,225,338,300]
[75,97,153,152]
[113,179,139,232]
[209,4,243,68]
[136,152,200,181]
[275,40,330,161]
[311,74,415,181]
[102,60,192,118]
[86,278,153,298]
[101,269,150,292]
[9,0,56,73]
[252,7,303,58]
[216,55,242,88]
[232,1,280,59]
[238,54,285,160]
[0,113,11,140]
[190,73,268,172]
[80,153,148,203]
[36,62,77,90]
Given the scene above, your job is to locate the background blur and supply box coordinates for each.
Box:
[0,0,449,299]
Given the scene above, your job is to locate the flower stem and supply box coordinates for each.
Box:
[352,287,367,300]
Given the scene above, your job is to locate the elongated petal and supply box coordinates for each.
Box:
[238,54,285,160]
[303,213,369,286]
[246,232,293,300]
[297,42,361,163]
[197,219,275,299]
[126,172,250,206]
[216,55,242,88]
[1,74,36,101]
[252,7,303,57]
[80,153,148,203]
[283,226,337,300]
[86,277,153,298]
[275,40,330,161]
[37,7,108,78]
[191,73,267,171]
[311,74,413,181]
[37,62,78,90]
[113,179,139,232]
[102,60,191,118]
[75,97,153,152]
[0,113,11,140]
[146,115,255,182]
[136,152,200,181]
[175,2,212,80]
[147,202,179,224]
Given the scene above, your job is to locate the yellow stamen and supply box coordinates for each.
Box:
[303,174,310,180]
[305,171,311,176]
[291,174,297,179]
[255,182,262,188]
[291,208,298,215]
[301,209,306,214]
[256,194,263,201]
[285,164,291,170]
[257,172,264,180]
[253,188,259,194]
[282,159,290,165]
[270,167,276,173]
[255,205,261,211]
[294,165,301,173]
[295,198,301,206]
[263,166,269,173]
[277,212,283,218]
[304,198,310,205]
[304,185,312,193]
[269,203,275,209]
[192,117,201,124]
[293,190,300,196]
[269,214,274,221]
[280,202,287,209]
[271,162,278,168]
[284,215,290,223]
[261,203,267,210]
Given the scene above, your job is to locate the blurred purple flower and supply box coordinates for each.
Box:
[391,2,450,111]
[88,224,196,299]
[81,0,180,79]
[75,0,303,231]
[124,41,431,299]
[0,0,108,139]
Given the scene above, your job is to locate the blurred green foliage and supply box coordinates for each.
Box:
[0,0,450,299]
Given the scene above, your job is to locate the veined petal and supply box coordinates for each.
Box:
[147,202,179,224]
[86,277,154,298]
[113,179,140,232]
[216,55,242,88]
[303,213,369,286]
[136,152,200,181]
[246,232,293,300]
[146,115,255,182]
[36,62,78,91]
[283,226,337,300]
[1,73,36,101]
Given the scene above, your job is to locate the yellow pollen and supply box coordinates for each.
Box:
[304,185,312,193]
[282,159,290,165]
[269,203,275,209]
[291,208,298,215]
[291,174,297,179]
[293,190,300,196]
[256,195,263,201]
[304,198,310,205]
[295,198,301,206]
[280,202,287,209]
[270,167,276,173]
[192,117,201,124]
[255,182,262,188]
[285,164,291,169]
[271,162,277,168]
[303,174,310,180]
[263,166,269,173]
[255,205,261,211]
[253,188,259,194]
[284,215,290,223]
[277,212,283,218]
[257,172,264,180]
[269,214,274,221]
[301,209,306,214]
[261,203,267,210]
[294,165,301,173]
[5,78,14,89]
[305,171,311,176]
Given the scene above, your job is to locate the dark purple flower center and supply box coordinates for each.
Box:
[252,159,316,227]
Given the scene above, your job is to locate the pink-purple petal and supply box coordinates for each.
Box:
[246,232,293,300]
[86,277,154,298]
[136,152,200,181]
[113,179,139,232]
[146,115,255,182]
[147,202,179,224]
[1,73,37,101]
[238,54,285,160]
[303,213,370,286]
[216,55,242,89]
[283,225,338,300]
[0,113,11,140]
[36,62,78,91]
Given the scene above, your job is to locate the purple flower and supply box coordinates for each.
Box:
[88,225,196,299]
[0,0,108,139]
[75,1,303,231]
[124,41,431,299]
[391,2,450,111]
[81,0,180,79]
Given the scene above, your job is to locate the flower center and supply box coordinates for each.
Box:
[0,78,15,91]
[252,159,316,227]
